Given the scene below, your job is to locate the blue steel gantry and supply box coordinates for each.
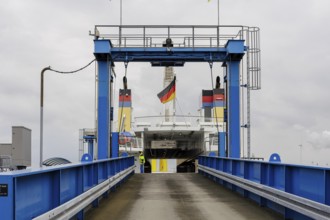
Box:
[93,25,255,160]
[1,25,330,220]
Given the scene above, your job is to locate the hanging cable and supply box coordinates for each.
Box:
[118,62,129,134]
[113,68,117,127]
[47,58,97,140]
[124,61,128,77]
[110,65,118,134]
[49,59,96,74]
[209,61,215,90]
[175,98,189,128]
[222,66,226,139]
[209,61,219,134]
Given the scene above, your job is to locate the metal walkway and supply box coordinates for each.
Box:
[85,173,281,220]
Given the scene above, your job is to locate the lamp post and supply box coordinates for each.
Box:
[40,66,51,167]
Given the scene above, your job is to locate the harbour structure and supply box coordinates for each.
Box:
[0,25,329,220]
[0,126,31,171]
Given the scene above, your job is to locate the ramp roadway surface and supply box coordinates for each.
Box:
[85,173,282,220]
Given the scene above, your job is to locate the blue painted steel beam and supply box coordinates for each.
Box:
[111,132,119,158]
[97,61,110,159]
[94,39,240,63]
[108,48,228,63]
[219,132,226,157]
[227,60,241,158]
[88,140,93,159]
[0,176,14,219]
[222,40,245,158]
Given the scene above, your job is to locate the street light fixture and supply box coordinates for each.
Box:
[40,66,51,167]
[39,59,95,167]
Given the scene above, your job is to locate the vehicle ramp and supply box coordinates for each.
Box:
[86,173,281,220]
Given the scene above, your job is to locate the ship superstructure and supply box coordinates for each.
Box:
[116,63,226,172]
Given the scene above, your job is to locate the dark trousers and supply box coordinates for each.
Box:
[140,164,144,173]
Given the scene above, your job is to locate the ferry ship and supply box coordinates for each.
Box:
[120,66,225,173]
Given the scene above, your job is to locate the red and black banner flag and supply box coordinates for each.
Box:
[157,76,176,104]
[202,90,213,108]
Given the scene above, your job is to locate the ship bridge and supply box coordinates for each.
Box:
[1,25,329,220]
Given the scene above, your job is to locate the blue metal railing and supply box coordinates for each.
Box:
[198,156,330,220]
[0,156,135,220]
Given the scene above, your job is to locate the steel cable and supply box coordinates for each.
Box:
[49,59,96,74]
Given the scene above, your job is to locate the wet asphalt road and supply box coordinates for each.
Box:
[85,173,282,220]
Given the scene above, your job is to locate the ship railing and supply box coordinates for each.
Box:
[203,135,219,152]
[132,115,225,129]
[119,137,143,152]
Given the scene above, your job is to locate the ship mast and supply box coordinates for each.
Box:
[163,67,175,122]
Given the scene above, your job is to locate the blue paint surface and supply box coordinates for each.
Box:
[219,132,226,157]
[213,100,225,107]
[97,61,110,159]
[202,102,213,108]
[111,132,119,158]
[81,153,93,162]
[208,152,217,157]
[227,60,241,158]
[0,157,135,219]
[118,101,132,107]
[199,156,330,219]
[94,40,111,54]
[269,153,281,162]
[121,152,129,157]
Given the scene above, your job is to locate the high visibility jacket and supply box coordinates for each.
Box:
[139,154,145,164]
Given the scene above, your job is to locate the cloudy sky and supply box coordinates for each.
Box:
[1,0,330,167]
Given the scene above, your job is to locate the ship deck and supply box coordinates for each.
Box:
[85,173,282,220]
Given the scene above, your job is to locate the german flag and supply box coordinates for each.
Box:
[157,76,176,104]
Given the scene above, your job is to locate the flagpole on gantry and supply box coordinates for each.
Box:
[120,0,122,26]
[218,0,219,27]
[210,0,220,26]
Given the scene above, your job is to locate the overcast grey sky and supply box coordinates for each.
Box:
[1,0,330,166]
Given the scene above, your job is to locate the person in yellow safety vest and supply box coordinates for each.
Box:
[139,151,145,173]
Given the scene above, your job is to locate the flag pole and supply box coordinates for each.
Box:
[120,0,122,26]
[217,0,219,26]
